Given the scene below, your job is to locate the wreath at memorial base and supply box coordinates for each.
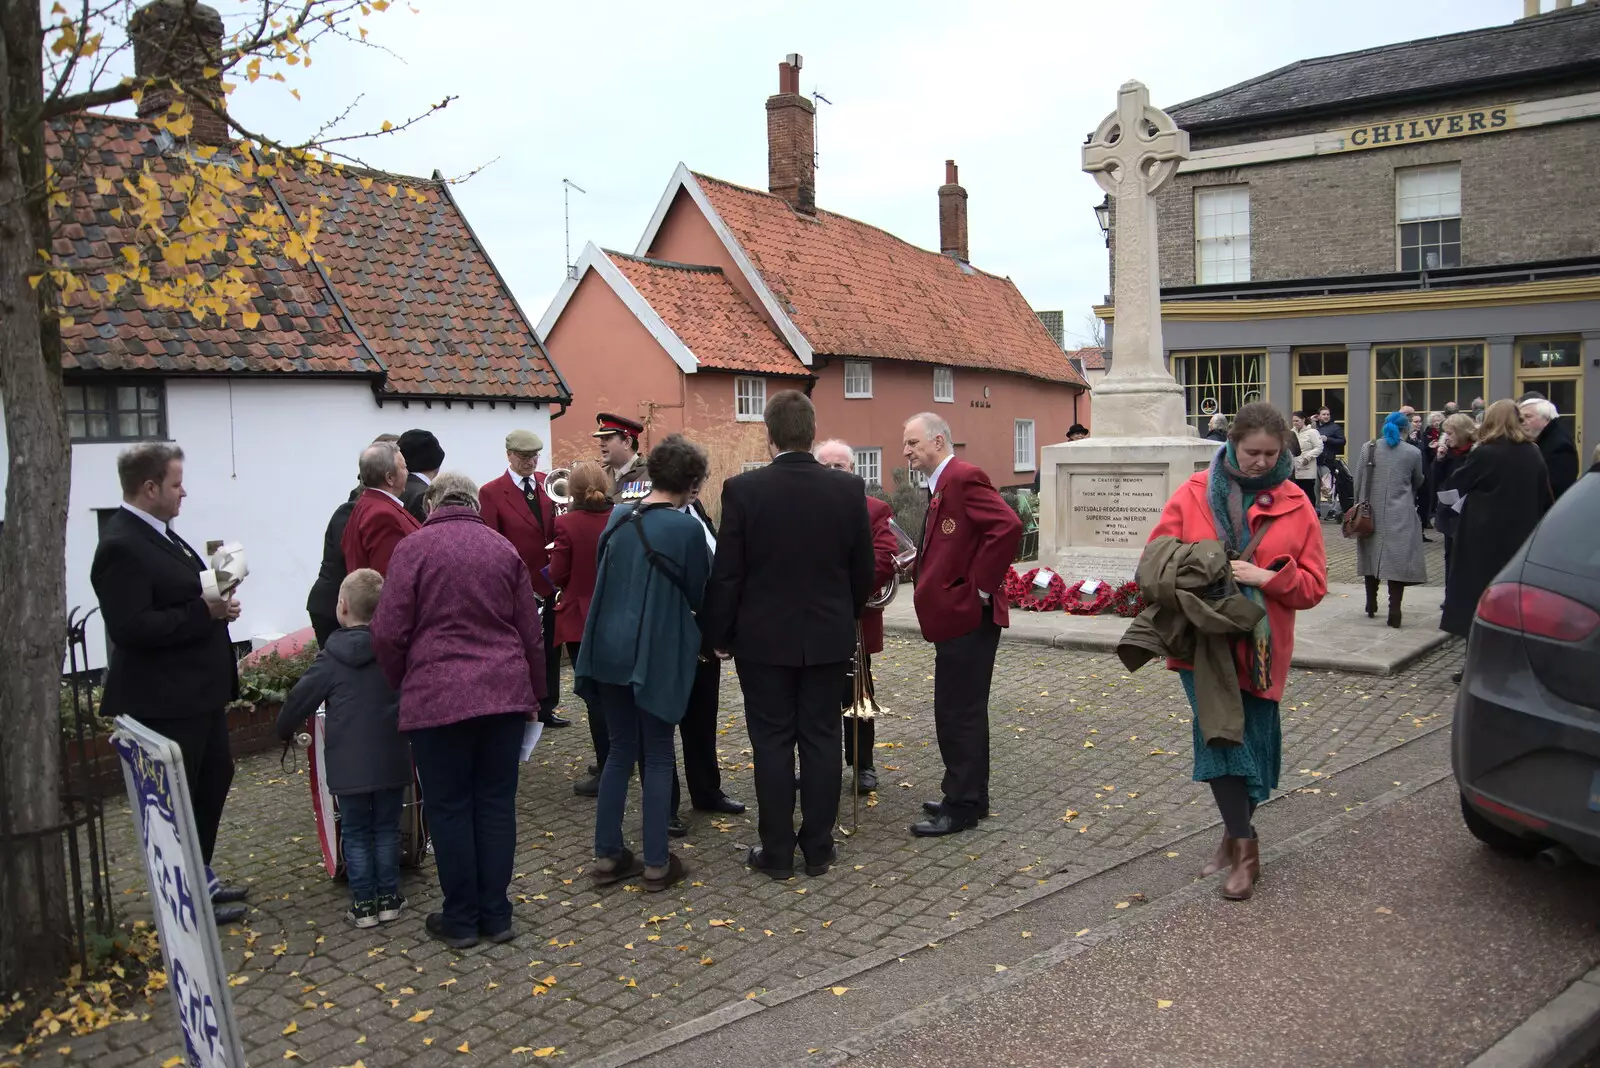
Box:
[1002,566,1029,604]
[1109,580,1147,618]
[1064,578,1116,616]
[1016,568,1067,612]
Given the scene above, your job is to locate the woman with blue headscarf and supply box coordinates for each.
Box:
[1353,411,1427,626]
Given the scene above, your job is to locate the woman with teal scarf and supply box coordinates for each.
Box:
[1146,403,1329,900]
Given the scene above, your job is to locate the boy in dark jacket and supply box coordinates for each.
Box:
[278,568,412,928]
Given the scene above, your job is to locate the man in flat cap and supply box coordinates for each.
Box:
[397,428,445,523]
[594,413,650,501]
[480,429,570,728]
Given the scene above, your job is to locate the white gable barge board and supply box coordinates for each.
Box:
[0,377,554,672]
[536,242,700,375]
[632,163,815,367]
[1177,90,1600,174]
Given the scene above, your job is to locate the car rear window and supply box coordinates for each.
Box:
[1526,472,1600,576]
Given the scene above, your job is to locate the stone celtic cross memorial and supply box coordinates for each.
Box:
[1038,80,1220,582]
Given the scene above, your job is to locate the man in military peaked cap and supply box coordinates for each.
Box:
[594,412,650,501]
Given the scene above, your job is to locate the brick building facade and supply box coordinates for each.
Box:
[1101,2,1600,452]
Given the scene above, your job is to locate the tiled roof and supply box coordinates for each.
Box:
[47,114,374,378]
[690,173,1087,387]
[1071,346,1106,370]
[274,166,566,400]
[1168,5,1600,131]
[45,112,565,401]
[605,252,806,376]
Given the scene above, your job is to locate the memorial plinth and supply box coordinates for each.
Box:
[1036,79,1219,581]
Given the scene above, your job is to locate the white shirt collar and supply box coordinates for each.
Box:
[926,454,955,495]
[375,488,404,508]
[122,502,170,536]
[413,471,432,486]
[680,503,716,554]
[509,466,537,486]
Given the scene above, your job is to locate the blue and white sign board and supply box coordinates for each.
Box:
[111,717,244,1068]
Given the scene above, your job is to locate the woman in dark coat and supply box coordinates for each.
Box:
[548,461,617,797]
[1440,400,1554,639]
[1430,413,1477,596]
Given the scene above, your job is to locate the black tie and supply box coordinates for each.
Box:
[522,477,535,499]
[166,528,196,564]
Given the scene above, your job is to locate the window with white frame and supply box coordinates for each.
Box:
[906,466,929,489]
[1195,185,1251,284]
[1396,163,1461,271]
[734,376,766,421]
[1013,419,1036,472]
[853,447,882,488]
[933,367,954,403]
[844,361,872,398]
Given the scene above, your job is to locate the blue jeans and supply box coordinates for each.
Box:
[594,683,677,867]
[338,788,403,904]
[409,712,524,939]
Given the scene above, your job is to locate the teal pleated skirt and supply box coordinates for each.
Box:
[1178,670,1282,804]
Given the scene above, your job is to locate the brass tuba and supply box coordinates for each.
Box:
[544,467,572,517]
[865,519,919,609]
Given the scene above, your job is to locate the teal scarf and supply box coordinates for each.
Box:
[1206,442,1292,691]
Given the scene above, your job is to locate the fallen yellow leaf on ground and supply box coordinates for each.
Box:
[282,1021,299,1036]
[407,1010,432,1023]
[457,1042,470,1053]
[1157,999,1173,1009]
[830,986,849,996]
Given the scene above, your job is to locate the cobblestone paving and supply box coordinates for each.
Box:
[36,637,1464,1067]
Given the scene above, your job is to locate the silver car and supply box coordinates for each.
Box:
[1452,469,1600,868]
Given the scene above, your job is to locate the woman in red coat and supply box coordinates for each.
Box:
[1146,402,1327,901]
[547,461,615,792]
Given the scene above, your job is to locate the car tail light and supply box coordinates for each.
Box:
[1476,582,1600,642]
[1469,791,1550,831]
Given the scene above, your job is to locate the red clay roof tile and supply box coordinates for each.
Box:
[606,252,806,377]
[689,173,1087,388]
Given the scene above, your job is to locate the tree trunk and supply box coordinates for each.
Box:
[0,0,75,993]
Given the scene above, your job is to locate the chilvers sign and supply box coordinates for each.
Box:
[1335,105,1516,152]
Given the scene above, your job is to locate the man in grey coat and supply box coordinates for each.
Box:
[1353,413,1427,628]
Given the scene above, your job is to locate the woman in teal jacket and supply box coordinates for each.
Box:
[577,434,711,892]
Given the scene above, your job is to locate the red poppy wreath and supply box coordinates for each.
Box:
[1063,578,1115,616]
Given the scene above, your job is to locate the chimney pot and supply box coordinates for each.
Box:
[938,159,969,262]
[767,53,816,214]
[129,0,230,146]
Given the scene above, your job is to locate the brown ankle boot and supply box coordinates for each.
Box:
[1200,833,1233,878]
[1221,836,1260,900]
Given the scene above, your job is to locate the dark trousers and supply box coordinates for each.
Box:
[933,606,1000,821]
[568,642,607,764]
[337,787,403,904]
[133,709,233,870]
[408,712,523,940]
[737,660,847,864]
[539,603,560,719]
[679,656,724,810]
[309,612,338,649]
[1292,478,1320,512]
[842,651,876,768]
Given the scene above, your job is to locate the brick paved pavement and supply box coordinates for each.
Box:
[27,638,1465,1067]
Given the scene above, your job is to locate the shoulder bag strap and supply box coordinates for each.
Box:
[1238,516,1277,563]
[627,507,695,611]
[1360,442,1376,506]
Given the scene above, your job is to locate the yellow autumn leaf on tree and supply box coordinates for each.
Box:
[380,120,394,132]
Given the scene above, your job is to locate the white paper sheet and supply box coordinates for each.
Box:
[519,720,544,763]
[1436,489,1466,513]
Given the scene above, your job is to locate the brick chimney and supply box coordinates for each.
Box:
[767,54,815,215]
[938,160,969,262]
[129,0,230,146]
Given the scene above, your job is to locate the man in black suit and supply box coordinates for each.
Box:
[307,433,399,645]
[397,428,444,523]
[705,390,874,879]
[1520,398,1580,501]
[90,443,248,924]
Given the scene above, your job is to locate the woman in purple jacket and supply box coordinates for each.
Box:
[371,472,545,949]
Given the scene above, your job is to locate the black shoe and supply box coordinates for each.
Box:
[805,845,838,877]
[425,912,479,950]
[211,884,249,904]
[855,768,878,794]
[746,846,794,880]
[586,762,600,776]
[1388,605,1403,629]
[1451,671,1463,684]
[668,815,689,838]
[1422,534,1434,542]
[911,811,978,837]
[212,903,248,926]
[922,800,990,820]
[592,847,644,886]
[542,714,572,728]
[573,774,601,797]
[694,795,746,815]
[481,924,517,945]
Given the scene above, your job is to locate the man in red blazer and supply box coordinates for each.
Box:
[342,441,422,576]
[903,412,1022,836]
[815,440,899,794]
[479,429,569,728]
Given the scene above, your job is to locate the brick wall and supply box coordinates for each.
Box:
[1153,113,1600,287]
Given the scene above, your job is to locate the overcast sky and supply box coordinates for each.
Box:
[207,0,1520,347]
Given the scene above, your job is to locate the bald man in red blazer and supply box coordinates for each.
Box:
[342,443,422,576]
[902,413,1022,837]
